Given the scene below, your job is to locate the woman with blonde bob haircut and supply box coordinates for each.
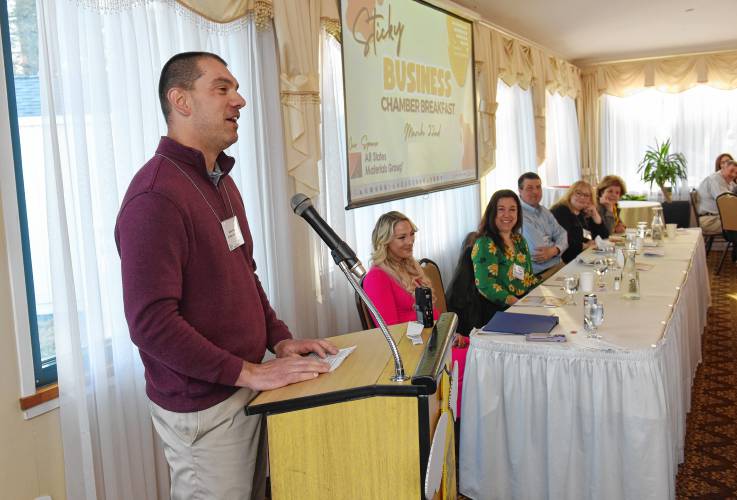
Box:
[596,175,627,233]
[551,181,609,263]
[363,211,438,326]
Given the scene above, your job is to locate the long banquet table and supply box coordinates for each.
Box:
[459,228,710,500]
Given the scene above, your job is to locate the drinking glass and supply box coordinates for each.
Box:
[585,302,604,339]
[593,258,608,288]
[606,255,617,272]
[637,222,648,239]
[563,275,579,305]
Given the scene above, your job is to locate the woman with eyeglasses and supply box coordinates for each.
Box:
[551,181,610,263]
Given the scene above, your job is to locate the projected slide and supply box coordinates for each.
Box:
[342,0,477,208]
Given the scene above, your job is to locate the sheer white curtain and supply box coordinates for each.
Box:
[317,32,479,336]
[37,1,287,498]
[540,91,581,187]
[481,80,536,203]
[601,85,737,196]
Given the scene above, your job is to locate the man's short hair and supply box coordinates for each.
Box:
[158,52,227,121]
[517,172,541,190]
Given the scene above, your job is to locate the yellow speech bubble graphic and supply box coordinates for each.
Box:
[446,17,471,88]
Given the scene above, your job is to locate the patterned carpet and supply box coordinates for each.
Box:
[677,250,737,498]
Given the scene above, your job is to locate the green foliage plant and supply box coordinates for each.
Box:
[637,138,687,202]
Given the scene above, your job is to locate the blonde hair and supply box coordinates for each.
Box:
[554,180,595,212]
[370,211,432,296]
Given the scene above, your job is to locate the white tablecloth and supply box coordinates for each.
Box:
[459,229,710,500]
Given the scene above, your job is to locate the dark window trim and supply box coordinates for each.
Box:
[1,1,57,387]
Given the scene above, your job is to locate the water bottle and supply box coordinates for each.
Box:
[651,206,665,246]
[621,248,640,300]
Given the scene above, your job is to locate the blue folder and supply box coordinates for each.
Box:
[482,311,559,335]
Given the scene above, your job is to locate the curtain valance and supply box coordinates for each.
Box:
[579,49,737,183]
[175,0,271,25]
[76,0,273,30]
[473,23,581,176]
[582,49,737,97]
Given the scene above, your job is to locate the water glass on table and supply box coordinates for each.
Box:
[563,275,579,305]
[636,222,648,239]
[584,302,604,339]
[593,258,608,289]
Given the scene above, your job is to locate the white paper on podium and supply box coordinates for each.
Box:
[406,321,424,345]
[309,346,357,372]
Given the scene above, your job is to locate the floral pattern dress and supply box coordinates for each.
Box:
[471,234,538,306]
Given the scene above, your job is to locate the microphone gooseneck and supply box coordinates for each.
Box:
[290,193,406,382]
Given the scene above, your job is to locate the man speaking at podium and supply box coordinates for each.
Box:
[115,52,337,500]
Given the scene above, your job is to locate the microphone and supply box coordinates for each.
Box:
[292,194,406,382]
[290,193,364,274]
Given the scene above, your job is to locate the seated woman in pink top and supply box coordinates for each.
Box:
[363,211,439,326]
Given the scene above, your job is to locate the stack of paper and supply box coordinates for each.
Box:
[643,248,665,257]
[309,345,357,372]
[516,295,565,308]
[525,333,566,342]
[406,321,425,345]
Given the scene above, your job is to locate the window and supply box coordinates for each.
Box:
[601,85,737,194]
[481,80,536,202]
[540,91,580,187]
[1,0,56,387]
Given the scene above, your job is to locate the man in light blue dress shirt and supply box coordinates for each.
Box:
[518,172,569,276]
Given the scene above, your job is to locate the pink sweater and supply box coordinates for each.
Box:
[362,266,439,326]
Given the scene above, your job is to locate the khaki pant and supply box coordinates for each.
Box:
[699,214,722,234]
[149,388,267,500]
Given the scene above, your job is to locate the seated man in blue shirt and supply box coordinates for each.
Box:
[518,172,569,278]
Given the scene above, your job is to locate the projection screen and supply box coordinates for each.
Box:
[341,0,477,208]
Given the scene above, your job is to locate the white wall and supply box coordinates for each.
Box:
[0,196,66,499]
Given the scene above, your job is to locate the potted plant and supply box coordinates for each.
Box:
[637,138,687,202]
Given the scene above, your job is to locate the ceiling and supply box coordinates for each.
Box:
[452,0,737,65]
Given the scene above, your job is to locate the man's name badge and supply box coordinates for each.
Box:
[512,264,525,280]
[222,216,245,251]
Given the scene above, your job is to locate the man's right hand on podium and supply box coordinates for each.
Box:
[236,358,331,391]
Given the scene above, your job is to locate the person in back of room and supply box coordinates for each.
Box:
[714,152,733,171]
[697,158,737,233]
[472,190,538,309]
[551,180,609,263]
[596,175,627,234]
[363,211,439,326]
[518,172,568,279]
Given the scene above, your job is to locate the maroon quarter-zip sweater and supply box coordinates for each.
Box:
[115,137,291,412]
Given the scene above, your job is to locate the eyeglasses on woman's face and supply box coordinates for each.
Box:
[573,191,591,199]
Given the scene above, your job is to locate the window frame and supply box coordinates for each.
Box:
[1,0,58,409]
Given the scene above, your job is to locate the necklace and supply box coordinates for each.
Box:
[155,153,235,222]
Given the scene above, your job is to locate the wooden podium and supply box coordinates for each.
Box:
[246,313,458,500]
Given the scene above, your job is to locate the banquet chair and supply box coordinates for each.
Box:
[354,279,373,330]
[419,258,447,313]
[715,192,737,274]
[690,189,722,255]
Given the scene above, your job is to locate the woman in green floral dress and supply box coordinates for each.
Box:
[472,189,538,308]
